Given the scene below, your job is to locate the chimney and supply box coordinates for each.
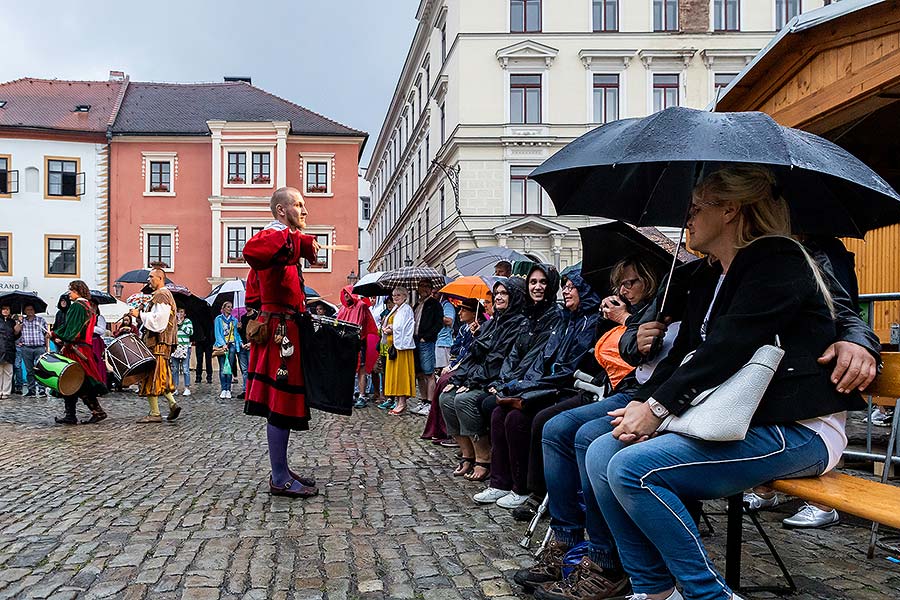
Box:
[109,70,126,82]
[224,76,252,84]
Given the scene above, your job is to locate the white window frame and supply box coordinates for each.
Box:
[506,164,549,217]
[218,220,269,267]
[141,225,177,272]
[504,67,549,126]
[711,0,742,32]
[142,152,176,197]
[301,152,335,197]
[222,145,276,189]
[303,228,334,273]
[647,70,683,115]
[774,0,801,30]
[710,71,739,103]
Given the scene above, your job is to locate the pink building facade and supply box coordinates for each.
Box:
[108,80,367,300]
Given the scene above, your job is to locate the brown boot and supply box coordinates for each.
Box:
[513,538,569,592]
[533,556,629,600]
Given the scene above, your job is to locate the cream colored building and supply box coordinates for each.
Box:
[366,0,826,275]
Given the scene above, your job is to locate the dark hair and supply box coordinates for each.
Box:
[69,280,91,300]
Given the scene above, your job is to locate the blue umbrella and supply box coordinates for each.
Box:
[531,107,900,238]
[304,285,319,298]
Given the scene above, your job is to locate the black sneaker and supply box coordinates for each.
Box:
[23,390,36,398]
[513,539,569,592]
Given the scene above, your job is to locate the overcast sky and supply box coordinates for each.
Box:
[0,0,419,168]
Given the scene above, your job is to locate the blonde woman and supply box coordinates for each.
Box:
[382,287,416,415]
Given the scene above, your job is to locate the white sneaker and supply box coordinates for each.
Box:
[869,407,894,427]
[496,492,531,509]
[473,487,510,504]
[182,389,191,396]
[413,402,431,416]
[225,390,232,399]
[782,504,839,529]
[625,589,683,600]
[743,491,783,511]
[219,390,227,399]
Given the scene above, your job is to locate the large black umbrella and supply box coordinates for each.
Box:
[579,222,698,294]
[142,283,213,342]
[89,290,117,305]
[531,107,900,238]
[116,269,174,284]
[0,291,47,314]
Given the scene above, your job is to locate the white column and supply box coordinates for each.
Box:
[211,199,222,278]
[208,121,224,196]
[275,122,289,188]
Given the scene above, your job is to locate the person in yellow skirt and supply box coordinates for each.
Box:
[382,286,416,415]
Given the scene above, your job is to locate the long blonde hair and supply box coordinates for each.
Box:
[694,165,834,316]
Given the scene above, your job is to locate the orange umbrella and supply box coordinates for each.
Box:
[439,276,495,302]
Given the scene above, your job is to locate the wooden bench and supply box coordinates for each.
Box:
[724,352,900,594]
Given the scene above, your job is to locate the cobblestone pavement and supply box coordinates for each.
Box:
[0,384,898,599]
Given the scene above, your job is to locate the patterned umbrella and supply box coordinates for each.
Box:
[377,266,445,290]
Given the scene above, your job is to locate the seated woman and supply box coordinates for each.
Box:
[439,279,528,482]
[579,165,875,600]
[422,297,485,443]
[475,267,601,508]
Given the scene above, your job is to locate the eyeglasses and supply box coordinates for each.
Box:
[619,278,640,290]
[561,283,576,292]
[494,291,509,297]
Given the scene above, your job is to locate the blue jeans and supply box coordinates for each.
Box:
[417,341,436,373]
[171,348,191,389]
[541,391,633,568]
[238,347,249,387]
[217,346,237,391]
[587,423,829,600]
[19,346,45,393]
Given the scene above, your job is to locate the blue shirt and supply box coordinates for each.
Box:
[437,300,455,347]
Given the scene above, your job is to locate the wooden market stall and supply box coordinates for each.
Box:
[716,0,900,339]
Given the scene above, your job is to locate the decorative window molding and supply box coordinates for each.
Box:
[140,225,178,272]
[302,228,334,272]
[0,232,11,276]
[579,49,636,70]
[638,48,696,69]
[142,151,177,196]
[45,235,80,278]
[496,39,558,69]
[300,152,335,197]
[699,48,757,69]
[223,146,275,189]
[219,221,268,267]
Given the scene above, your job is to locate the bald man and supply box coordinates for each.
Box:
[132,266,182,423]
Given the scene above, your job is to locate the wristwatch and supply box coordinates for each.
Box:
[647,398,670,419]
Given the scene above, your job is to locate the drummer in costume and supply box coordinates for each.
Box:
[131,267,183,423]
[53,280,108,425]
[242,186,321,498]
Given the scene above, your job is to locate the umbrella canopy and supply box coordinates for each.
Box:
[307,298,338,317]
[99,300,131,323]
[579,222,698,294]
[205,279,246,314]
[352,271,389,297]
[531,107,900,238]
[89,290,117,305]
[116,269,174,284]
[0,291,47,314]
[378,266,445,291]
[125,292,152,308]
[455,247,530,276]
[439,276,495,302]
[304,285,320,299]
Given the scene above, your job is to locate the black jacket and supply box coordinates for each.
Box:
[491,264,563,390]
[415,297,444,343]
[451,278,528,389]
[0,316,19,364]
[633,236,873,424]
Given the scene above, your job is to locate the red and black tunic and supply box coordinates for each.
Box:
[242,223,318,430]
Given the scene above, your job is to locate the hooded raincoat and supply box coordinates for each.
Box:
[337,286,379,373]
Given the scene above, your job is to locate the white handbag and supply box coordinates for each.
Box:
[657,340,784,442]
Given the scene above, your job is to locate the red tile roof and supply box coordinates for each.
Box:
[0,78,127,133]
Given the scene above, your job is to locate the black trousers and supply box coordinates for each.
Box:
[194,343,213,382]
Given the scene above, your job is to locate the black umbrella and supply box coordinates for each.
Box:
[89,290,117,305]
[141,283,213,341]
[531,107,900,239]
[116,269,174,284]
[0,291,47,314]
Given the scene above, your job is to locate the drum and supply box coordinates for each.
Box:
[35,353,85,396]
[300,315,362,416]
[105,334,156,386]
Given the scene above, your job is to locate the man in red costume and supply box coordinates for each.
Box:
[242,187,321,498]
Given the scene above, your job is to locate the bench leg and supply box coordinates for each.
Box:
[725,494,797,595]
[868,398,900,559]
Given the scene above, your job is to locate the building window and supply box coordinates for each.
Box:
[713,72,738,97]
[593,74,620,124]
[424,56,431,91]
[304,232,331,270]
[653,73,679,112]
[592,0,618,31]
[653,0,678,31]
[227,152,246,184]
[251,226,264,236]
[510,167,542,215]
[305,159,331,195]
[251,152,271,184]
[776,0,800,30]
[45,157,81,198]
[440,103,446,144]
[46,236,79,277]
[510,74,541,124]
[149,161,170,192]
[0,233,10,276]
[440,21,447,61]
[0,156,8,196]
[227,228,247,263]
[361,197,371,221]
[511,0,541,33]
[714,0,740,31]
[147,233,172,268]
[440,187,445,225]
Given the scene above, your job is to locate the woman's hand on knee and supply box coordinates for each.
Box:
[611,401,662,445]
[443,384,455,393]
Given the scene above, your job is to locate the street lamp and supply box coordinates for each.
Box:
[404,256,413,267]
[347,270,359,286]
[113,281,124,298]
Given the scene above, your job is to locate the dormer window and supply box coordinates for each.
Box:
[74,104,91,112]
[0,101,6,109]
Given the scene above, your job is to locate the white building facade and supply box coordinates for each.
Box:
[366,0,826,274]
[358,168,373,278]
[0,137,109,305]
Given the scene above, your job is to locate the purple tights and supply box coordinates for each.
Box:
[267,423,292,487]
